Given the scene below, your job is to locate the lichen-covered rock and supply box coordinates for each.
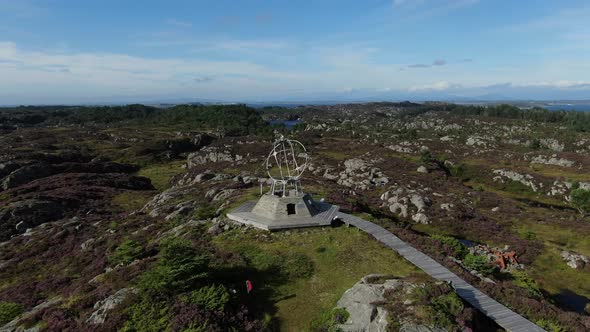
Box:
[86,288,138,325]
[540,138,564,152]
[336,275,399,332]
[530,155,574,167]
[561,251,589,269]
[493,169,539,192]
[381,186,431,224]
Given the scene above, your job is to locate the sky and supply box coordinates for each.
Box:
[0,0,589,104]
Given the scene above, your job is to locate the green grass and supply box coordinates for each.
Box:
[214,227,420,332]
[528,164,590,183]
[514,221,590,300]
[527,247,590,300]
[514,222,590,256]
[318,150,351,161]
[111,191,154,212]
[137,161,186,191]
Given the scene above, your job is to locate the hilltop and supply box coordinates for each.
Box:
[1,102,589,331]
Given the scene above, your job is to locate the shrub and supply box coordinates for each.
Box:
[109,239,144,266]
[530,138,541,149]
[420,149,434,164]
[309,307,349,332]
[570,183,590,216]
[182,285,230,312]
[139,238,212,296]
[536,319,567,332]
[192,204,218,220]
[0,301,23,325]
[511,270,542,298]
[431,235,468,259]
[463,253,494,275]
[121,298,171,332]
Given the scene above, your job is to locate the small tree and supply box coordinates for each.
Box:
[570,182,590,216]
[463,253,494,275]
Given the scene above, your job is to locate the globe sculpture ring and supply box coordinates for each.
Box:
[265,136,310,184]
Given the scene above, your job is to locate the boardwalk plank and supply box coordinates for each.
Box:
[338,212,545,332]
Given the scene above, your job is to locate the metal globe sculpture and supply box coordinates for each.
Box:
[265,136,310,196]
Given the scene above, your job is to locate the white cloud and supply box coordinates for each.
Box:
[409,81,462,91]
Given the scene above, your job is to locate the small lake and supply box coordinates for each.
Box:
[268,119,302,129]
[554,289,590,314]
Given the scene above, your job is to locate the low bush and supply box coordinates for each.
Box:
[463,254,494,275]
[139,238,212,297]
[0,301,23,325]
[109,239,144,266]
[431,235,468,259]
[511,270,542,298]
[570,182,590,216]
[182,284,230,312]
[308,307,349,332]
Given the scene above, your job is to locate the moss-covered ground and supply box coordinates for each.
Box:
[214,226,420,331]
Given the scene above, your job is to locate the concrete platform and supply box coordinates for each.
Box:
[227,200,340,230]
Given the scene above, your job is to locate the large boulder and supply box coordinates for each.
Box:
[2,163,52,190]
[0,199,64,240]
[336,274,394,331]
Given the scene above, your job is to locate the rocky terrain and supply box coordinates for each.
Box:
[1,102,590,331]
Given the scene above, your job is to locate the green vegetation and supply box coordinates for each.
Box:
[111,191,154,212]
[463,253,494,275]
[192,203,219,220]
[138,237,211,296]
[431,235,468,259]
[182,285,230,312]
[5,104,273,136]
[511,270,542,298]
[570,182,590,216]
[309,307,350,332]
[214,227,419,331]
[137,161,185,191]
[536,319,567,332]
[384,280,464,331]
[436,103,590,133]
[0,301,23,325]
[109,239,145,266]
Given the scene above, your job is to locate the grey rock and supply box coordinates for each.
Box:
[561,251,589,269]
[2,163,52,190]
[86,288,138,325]
[1,297,62,332]
[416,166,428,174]
[207,223,222,235]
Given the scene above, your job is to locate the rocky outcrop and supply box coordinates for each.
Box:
[2,163,52,190]
[86,288,138,325]
[561,251,589,269]
[0,199,64,241]
[529,155,574,168]
[336,275,448,332]
[380,185,432,224]
[185,146,243,168]
[0,297,63,331]
[540,138,564,152]
[336,158,389,190]
[1,161,140,190]
[493,169,540,192]
[336,275,393,331]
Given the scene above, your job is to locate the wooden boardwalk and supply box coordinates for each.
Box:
[337,212,545,332]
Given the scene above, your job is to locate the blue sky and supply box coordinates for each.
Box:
[0,0,589,104]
